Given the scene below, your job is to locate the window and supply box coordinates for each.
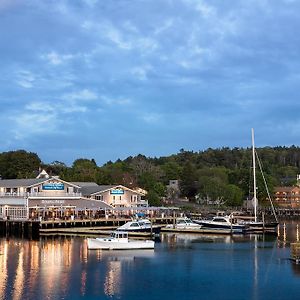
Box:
[214,218,227,222]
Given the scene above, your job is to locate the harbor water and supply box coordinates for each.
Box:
[0,221,300,300]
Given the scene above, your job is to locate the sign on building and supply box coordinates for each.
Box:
[42,182,65,190]
[110,188,124,195]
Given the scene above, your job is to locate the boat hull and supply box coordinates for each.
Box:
[87,238,155,250]
[117,226,162,234]
[242,221,279,233]
[165,224,202,230]
[193,220,246,233]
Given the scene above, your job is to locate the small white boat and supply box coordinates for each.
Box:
[87,231,155,250]
[165,217,202,230]
[117,219,162,234]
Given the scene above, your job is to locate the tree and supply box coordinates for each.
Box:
[0,150,41,179]
[147,189,162,206]
[161,161,182,184]
[68,158,98,181]
[224,184,244,206]
[197,176,227,205]
[179,162,198,200]
[44,161,67,176]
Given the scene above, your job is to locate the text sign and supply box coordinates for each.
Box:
[110,189,124,195]
[41,200,65,204]
[42,183,64,190]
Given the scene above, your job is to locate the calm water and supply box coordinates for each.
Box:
[1,222,300,300]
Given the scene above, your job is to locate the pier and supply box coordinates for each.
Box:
[2,208,300,238]
[0,220,40,238]
[0,216,174,238]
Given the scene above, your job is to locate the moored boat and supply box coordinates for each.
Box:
[193,215,247,234]
[117,219,162,234]
[240,129,279,233]
[87,231,155,250]
[165,217,202,230]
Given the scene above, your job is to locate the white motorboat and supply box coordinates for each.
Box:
[165,217,202,230]
[117,219,162,234]
[87,231,155,250]
[193,216,246,233]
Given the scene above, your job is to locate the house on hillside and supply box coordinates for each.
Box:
[274,186,300,208]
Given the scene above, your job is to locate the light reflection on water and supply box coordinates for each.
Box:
[0,221,300,300]
[277,221,300,247]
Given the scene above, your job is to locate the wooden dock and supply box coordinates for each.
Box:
[39,226,156,237]
[0,218,166,238]
[0,220,40,238]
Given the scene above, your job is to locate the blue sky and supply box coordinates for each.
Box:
[1,0,300,166]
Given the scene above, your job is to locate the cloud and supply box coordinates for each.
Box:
[26,101,87,114]
[82,0,98,7]
[10,112,58,140]
[154,19,174,35]
[62,89,98,101]
[2,0,300,164]
[131,65,153,80]
[182,0,216,18]
[15,70,35,88]
[101,95,132,106]
[81,19,158,53]
[140,113,162,124]
[41,51,75,65]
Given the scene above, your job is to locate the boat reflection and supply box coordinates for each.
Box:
[160,232,261,246]
[0,236,155,299]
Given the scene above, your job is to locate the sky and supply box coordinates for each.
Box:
[1,0,300,166]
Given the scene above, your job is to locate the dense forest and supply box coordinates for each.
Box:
[1,147,300,207]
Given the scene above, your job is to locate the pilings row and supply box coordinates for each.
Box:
[0,220,40,238]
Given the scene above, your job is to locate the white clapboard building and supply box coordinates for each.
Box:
[0,170,148,220]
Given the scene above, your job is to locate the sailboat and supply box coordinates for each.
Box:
[241,129,279,232]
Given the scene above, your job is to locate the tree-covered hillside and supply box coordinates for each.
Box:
[1,147,300,206]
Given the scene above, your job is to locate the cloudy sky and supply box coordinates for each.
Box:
[1,0,300,165]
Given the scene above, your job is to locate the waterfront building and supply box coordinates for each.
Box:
[0,171,148,220]
[274,186,300,208]
[76,183,148,208]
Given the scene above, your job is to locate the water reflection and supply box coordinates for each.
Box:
[0,221,300,299]
[0,237,156,299]
[13,246,24,300]
[104,260,121,297]
[0,241,8,300]
[277,221,300,246]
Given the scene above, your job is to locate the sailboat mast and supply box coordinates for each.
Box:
[252,128,257,223]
